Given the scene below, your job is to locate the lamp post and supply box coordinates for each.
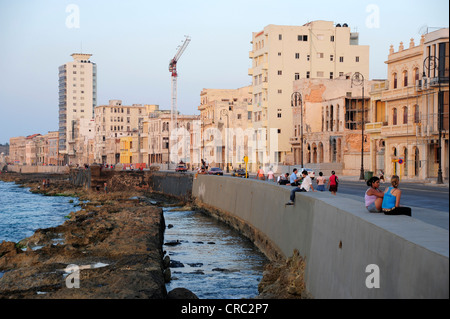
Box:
[351,72,365,180]
[291,92,303,167]
[220,108,230,173]
[423,55,443,184]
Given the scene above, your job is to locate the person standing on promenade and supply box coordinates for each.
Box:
[316,172,326,191]
[381,175,411,216]
[267,167,274,182]
[257,167,265,180]
[327,171,339,195]
[365,176,384,212]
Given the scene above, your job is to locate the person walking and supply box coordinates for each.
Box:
[327,171,339,195]
[316,172,326,191]
[267,167,274,182]
[365,176,384,212]
[257,167,265,180]
[381,175,411,216]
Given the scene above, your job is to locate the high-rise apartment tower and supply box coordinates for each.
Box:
[58,53,97,163]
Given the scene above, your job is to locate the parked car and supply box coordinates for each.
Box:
[208,167,223,175]
[295,168,315,180]
[232,168,249,178]
[175,164,187,172]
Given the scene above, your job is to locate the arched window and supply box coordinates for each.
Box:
[403,106,408,124]
[403,71,408,87]
[414,68,420,82]
[393,108,398,125]
[414,104,419,123]
[393,73,398,89]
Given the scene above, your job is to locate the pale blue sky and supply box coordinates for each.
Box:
[0,0,448,144]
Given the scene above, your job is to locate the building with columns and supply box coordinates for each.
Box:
[367,28,449,181]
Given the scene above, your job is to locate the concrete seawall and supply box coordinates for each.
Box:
[192,174,449,299]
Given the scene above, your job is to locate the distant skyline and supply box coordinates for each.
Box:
[0,0,448,144]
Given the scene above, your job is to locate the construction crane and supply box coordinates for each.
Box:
[169,35,191,133]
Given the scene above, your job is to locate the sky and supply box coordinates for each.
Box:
[0,0,448,144]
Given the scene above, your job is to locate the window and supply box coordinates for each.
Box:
[339,56,344,62]
[393,108,398,125]
[317,52,324,58]
[278,52,281,56]
[355,56,360,62]
[295,73,300,80]
[279,34,282,40]
[306,71,310,79]
[278,70,282,75]
[298,35,308,41]
[295,53,300,59]
[403,71,408,87]
[277,109,282,118]
[414,105,419,123]
[403,106,408,124]
[330,55,334,61]
[307,55,310,61]
[277,89,282,94]
[393,73,398,89]
[330,72,334,79]
[330,35,335,42]
[277,129,281,133]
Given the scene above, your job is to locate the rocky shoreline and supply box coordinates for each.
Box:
[0,172,308,299]
[0,172,195,299]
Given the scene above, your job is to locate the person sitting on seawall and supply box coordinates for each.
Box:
[289,168,301,186]
[286,170,315,205]
[381,175,411,216]
[365,176,384,213]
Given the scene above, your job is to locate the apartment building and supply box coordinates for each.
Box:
[291,77,384,175]
[143,113,199,167]
[198,86,252,170]
[58,53,97,163]
[249,21,369,164]
[94,100,146,164]
[367,29,449,181]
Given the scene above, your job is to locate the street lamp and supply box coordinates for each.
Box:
[351,72,365,181]
[423,55,443,184]
[291,92,303,167]
[220,108,230,173]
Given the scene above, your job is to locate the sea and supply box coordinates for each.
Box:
[0,181,81,243]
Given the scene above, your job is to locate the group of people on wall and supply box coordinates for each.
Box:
[280,168,411,217]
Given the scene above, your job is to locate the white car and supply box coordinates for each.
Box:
[296,168,316,180]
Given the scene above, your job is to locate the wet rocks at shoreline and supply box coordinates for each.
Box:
[0,172,197,299]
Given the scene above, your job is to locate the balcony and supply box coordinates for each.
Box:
[381,123,418,137]
[289,137,301,145]
[365,122,383,133]
[248,68,253,76]
[371,80,389,92]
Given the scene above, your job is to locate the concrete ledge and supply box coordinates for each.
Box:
[6,165,69,174]
[192,175,449,299]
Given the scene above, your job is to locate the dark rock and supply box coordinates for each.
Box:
[169,260,184,268]
[187,263,203,267]
[164,240,181,246]
[163,255,170,268]
[167,287,199,299]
